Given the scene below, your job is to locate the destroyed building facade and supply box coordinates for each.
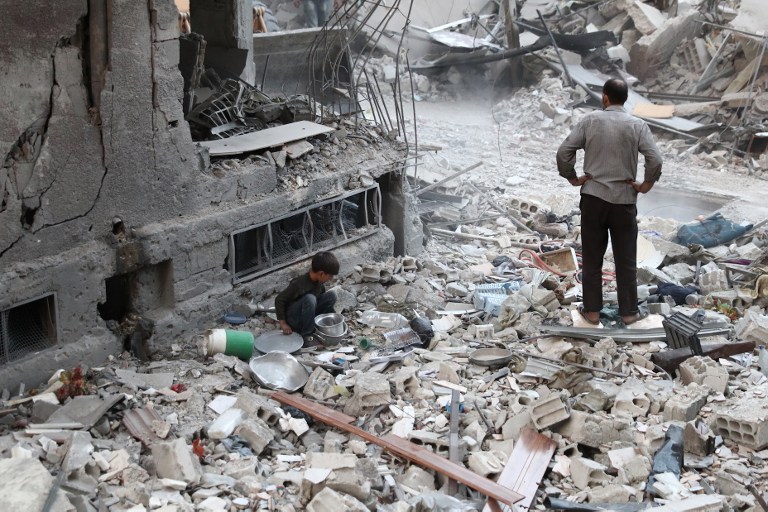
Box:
[0,0,421,389]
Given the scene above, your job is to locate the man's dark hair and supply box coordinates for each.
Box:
[603,78,628,105]
[311,251,339,275]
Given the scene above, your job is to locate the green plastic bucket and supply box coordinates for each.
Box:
[205,329,254,360]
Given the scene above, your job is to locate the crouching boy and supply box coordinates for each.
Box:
[275,251,338,341]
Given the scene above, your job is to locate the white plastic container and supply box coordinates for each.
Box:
[359,310,408,329]
[207,407,245,439]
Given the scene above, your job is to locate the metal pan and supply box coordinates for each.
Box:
[253,330,303,354]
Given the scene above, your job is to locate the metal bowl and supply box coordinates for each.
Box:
[314,323,349,347]
[469,348,514,368]
[249,352,309,392]
[314,313,346,337]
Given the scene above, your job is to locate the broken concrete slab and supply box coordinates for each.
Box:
[151,438,203,485]
[115,369,174,390]
[0,457,74,511]
[46,394,124,429]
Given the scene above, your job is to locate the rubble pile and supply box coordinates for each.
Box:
[2,189,768,511]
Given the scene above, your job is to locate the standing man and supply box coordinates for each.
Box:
[556,78,663,326]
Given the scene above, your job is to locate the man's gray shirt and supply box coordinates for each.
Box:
[556,105,663,205]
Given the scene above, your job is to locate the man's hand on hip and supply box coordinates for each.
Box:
[626,179,654,194]
[568,175,592,186]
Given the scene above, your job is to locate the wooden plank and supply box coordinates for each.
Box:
[199,121,334,156]
[483,428,557,512]
[273,391,524,506]
[632,103,676,119]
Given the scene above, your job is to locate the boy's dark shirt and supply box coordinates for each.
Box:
[274,273,325,321]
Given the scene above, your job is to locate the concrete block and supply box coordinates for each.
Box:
[699,268,729,295]
[711,392,768,449]
[306,487,367,512]
[397,465,435,492]
[222,458,258,480]
[570,457,611,490]
[555,410,633,449]
[234,418,274,455]
[468,451,506,478]
[684,420,715,456]
[343,372,391,416]
[325,467,372,502]
[663,262,695,284]
[611,379,651,418]
[530,394,570,429]
[679,356,729,394]
[607,447,651,485]
[501,409,534,441]
[234,388,281,426]
[304,367,339,401]
[629,11,702,80]
[663,383,710,422]
[151,439,202,485]
[389,366,420,396]
[587,483,631,503]
[627,0,666,35]
[735,310,768,345]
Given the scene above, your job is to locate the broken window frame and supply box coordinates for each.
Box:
[229,184,382,283]
[0,293,59,365]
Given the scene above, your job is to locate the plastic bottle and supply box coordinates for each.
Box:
[359,310,409,329]
[207,408,245,439]
[758,345,768,377]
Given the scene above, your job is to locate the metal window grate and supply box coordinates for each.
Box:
[0,294,58,365]
[230,185,382,283]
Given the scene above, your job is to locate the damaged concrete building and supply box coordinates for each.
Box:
[0,0,421,389]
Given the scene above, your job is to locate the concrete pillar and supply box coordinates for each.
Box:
[190,0,254,84]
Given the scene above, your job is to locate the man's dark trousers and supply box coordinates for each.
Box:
[580,194,639,317]
[285,292,336,336]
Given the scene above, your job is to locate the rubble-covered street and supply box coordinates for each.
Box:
[3,0,768,511]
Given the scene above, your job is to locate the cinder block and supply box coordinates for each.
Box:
[711,393,768,449]
[679,356,728,394]
[408,430,467,458]
[530,394,570,430]
[235,418,274,455]
[234,389,281,426]
[611,380,652,418]
[571,457,611,490]
[663,384,710,422]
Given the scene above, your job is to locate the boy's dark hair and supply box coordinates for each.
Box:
[603,78,628,105]
[311,251,339,275]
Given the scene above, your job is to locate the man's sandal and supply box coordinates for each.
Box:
[577,305,600,326]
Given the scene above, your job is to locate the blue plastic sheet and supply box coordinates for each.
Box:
[676,213,752,248]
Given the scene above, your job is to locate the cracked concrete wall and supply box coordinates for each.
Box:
[0,0,403,390]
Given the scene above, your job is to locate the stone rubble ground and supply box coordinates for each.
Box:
[1,194,767,511]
